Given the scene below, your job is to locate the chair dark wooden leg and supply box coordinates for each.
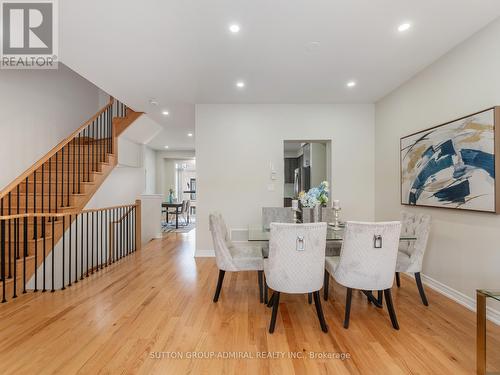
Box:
[258,271,264,303]
[384,288,400,330]
[362,290,383,308]
[415,272,429,306]
[396,272,401,287]
[264,281,268,304]
[269,292,280,333]
[267,291,275,308]
[308,293,312,304]
[213,270,225,303]
[313,291,328,333]
[377,290,383,306]
[323,271,330,301]
[343,288,353,329]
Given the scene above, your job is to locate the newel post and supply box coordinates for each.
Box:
[135,199,142,251]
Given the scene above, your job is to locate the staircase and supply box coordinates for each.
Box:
[0,97,142,300]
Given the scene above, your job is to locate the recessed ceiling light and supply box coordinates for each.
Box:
[149,99,158,106]
[164,145,169,149]
[229,24,240,33]
[346,81,356,88]
[398,23,411,32]
[236,81,245,89]
[187,133,193,137]
[162,110,169,116]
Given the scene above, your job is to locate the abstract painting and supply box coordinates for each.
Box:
[401,108,499,213]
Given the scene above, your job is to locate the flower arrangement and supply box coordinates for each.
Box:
[298,181,329,208]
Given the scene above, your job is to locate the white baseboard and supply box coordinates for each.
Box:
[419,273,500,326]
[195,249,215,257]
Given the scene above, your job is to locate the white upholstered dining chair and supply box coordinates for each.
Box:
[324,221,402,330]
[265,222,328,333]
[396,211,431,306]
[209,213,265,303]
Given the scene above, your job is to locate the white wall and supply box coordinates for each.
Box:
[375,18,500,316]
[143,146,157,194]
[0,63,101,190]
[196,104,375,255]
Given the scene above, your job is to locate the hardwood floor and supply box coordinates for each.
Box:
[0,231,499,374]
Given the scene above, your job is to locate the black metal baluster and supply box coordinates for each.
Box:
[91,211,94,273]
[119,207,122,259]
[66,145,70,207]
[8,193,11,278]
[126,208,130,255]
[61,147,65,207]
[100,210,104,269]
[61,216,65,290]
[1,218,6,303]
[99,112,106,163]
[41,165,44,227]
[103,210,107,267]
[113,208,117,263]
[48,158,52,213]
[98,115,101,165]
[95,210,99,271]
[25,177,28,216]
[91,121,95,172]
[23,214,27,294]
[75,214,78,284]
[133,206,136,251]
[108,107,112,154]
[55,152,58,213]
[78,133,82,192]
[33,171,36,240]
[51,218,55,292]
[34,214,38,293]
[13,218,18,299]
[80,212,84,280]
[87,126,90,182]
[86,212,89,277]
[16,185,20,217]
[42,217,46,292]
[73,138,76,194]
[68,214,72,287]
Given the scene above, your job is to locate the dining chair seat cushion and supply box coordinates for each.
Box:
[325,256,340,275]
[228,243,264,271]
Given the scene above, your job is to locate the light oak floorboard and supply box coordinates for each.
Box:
[0,230,499,374]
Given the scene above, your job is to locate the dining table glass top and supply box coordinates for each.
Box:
[478,290,500,302]
[248,225,417,242]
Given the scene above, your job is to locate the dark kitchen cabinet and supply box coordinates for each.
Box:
[284,158,299,183]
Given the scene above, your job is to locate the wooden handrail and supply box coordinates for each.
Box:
[0,96,115,200]
[0,202,136,220]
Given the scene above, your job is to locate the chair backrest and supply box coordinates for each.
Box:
[265,223,327,294]
[262,207,294,229]
[185,200,191,214]
[302,207,335,223]
[334,221,401,291]
[399,211,431,271]
[209,213,237,271]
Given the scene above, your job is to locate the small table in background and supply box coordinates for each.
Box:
[477,290,500,375]
[162,202,183,229]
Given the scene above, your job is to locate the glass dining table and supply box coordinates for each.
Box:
[248,225,418,243]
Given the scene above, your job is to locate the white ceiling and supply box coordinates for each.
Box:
[60,0,500,151]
